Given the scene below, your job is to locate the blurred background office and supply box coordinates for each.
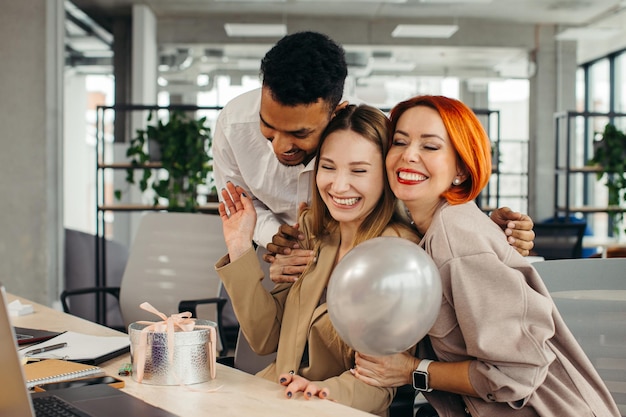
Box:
[1,0,625,304]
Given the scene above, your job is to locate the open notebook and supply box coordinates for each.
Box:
[21,331,130,365]
[0,286,176,417]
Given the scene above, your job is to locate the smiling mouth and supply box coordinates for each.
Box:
[278,149,304,165]
[398,171,428,181]
[331,196,361,206]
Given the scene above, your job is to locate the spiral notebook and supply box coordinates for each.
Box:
[23,359,103,389]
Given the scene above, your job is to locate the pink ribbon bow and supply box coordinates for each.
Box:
[134,302,217,383]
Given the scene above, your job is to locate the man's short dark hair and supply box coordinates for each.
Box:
[260,31,347,111]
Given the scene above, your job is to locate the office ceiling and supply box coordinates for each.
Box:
[66,0,626,85]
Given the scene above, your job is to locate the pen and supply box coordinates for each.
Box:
[25,342,68,356]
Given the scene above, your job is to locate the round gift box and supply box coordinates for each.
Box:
[129,319,216,385]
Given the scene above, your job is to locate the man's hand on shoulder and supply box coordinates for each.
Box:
[490,207,535,257]
[264,223,305,260]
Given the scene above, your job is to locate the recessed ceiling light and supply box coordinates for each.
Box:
[555,27,621,41]
[224,23,287,37]
[297,0,406,2]
[391,24,459,38]
[419,0,492,3]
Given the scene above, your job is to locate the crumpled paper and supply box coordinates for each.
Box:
[8,299,34,316]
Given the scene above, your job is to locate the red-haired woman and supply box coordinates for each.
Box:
[353,95,619,417]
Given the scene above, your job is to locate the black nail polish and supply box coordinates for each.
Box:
[279,377,286,383]
[306,392,311,397]
[287,392,292,398]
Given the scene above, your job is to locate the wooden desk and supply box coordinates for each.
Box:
[8,294,375,417]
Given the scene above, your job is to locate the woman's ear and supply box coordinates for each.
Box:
[453,172,468,185]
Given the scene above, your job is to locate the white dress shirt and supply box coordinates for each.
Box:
[213,88,315,248]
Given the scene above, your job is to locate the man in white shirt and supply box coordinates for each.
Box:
[213,32,350,251]
[213,31,535,282]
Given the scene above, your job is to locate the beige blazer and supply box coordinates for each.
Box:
[216,213,419,416]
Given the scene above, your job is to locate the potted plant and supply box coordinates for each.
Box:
[115,110,214,212]
[587,123,626,234]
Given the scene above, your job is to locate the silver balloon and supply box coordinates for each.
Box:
[327,236,442,356]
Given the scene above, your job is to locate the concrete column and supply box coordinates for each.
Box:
[112,4,158,247]
[528,25,577,222]
[459,79,489,109]
[0,0,64,305]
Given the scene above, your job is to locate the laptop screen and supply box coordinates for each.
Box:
[0,285,36,417]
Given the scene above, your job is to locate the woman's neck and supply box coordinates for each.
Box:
[337,221,359,263]
[405,198,445,237]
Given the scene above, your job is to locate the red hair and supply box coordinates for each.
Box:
[389,95,492,204]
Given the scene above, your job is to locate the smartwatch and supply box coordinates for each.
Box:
[412,359,433,392]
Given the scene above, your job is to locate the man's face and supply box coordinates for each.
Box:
[259,87,334,166]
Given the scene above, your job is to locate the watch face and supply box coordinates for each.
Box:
[412,371,428,390]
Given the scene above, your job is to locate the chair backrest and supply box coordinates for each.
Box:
[119,212,227,342]
[64,228,128,329]
[532,258,626,413]
[532,221,587,260]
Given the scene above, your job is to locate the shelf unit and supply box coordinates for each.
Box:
[94,104,222,325]
[474,108,501,212]
[553,111,626,230]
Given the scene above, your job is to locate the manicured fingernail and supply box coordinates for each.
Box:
[241,192,247,197]
[349,368,355,375]
[279,377,286,383]
[321,391,327,398]
[287,392,292,398]
[306,392,311,397]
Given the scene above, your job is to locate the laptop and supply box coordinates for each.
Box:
[0,286,177,417]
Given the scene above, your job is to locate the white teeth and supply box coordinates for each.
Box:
[398,171,427,181]
[332,196,360,206]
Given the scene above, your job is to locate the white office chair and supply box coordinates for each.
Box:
[62,212,229,356]
[120,212,228,352]
[532,258,626,416]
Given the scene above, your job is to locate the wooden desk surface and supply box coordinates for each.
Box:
[8,294,375,417]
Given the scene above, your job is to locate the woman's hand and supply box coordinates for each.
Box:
[278,372,331,401]
[218,181,256,261]
[490,207,535,256]
[353,351,417,388]
[269,250,316,283]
